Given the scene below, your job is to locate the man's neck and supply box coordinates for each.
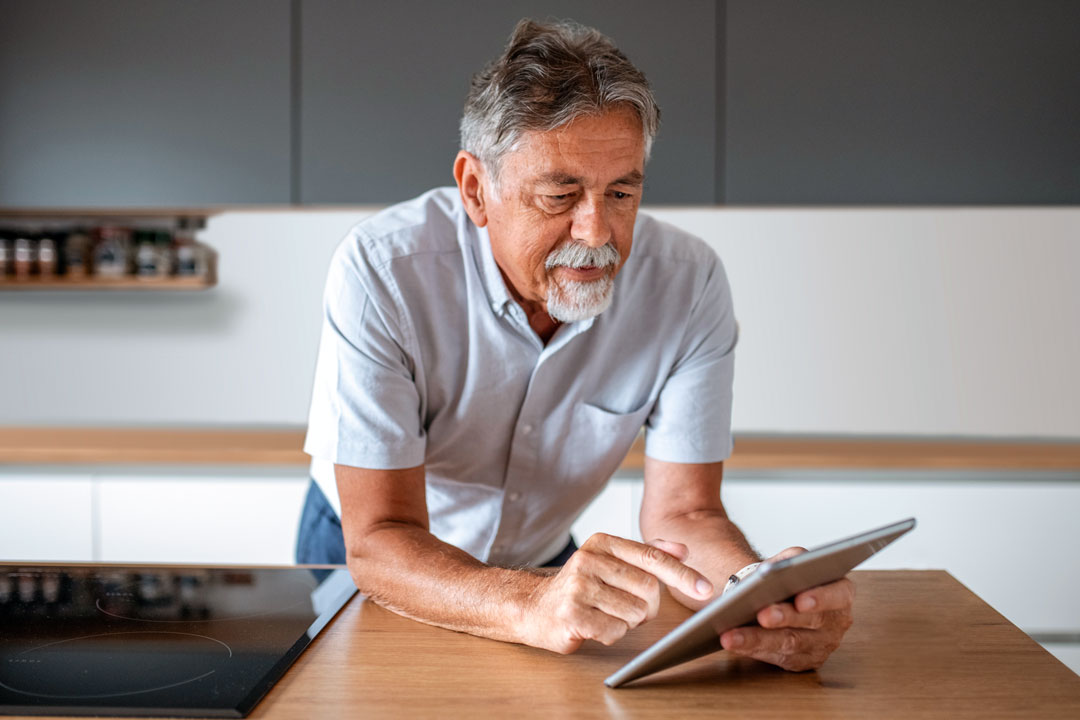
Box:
[498,268,561,345]
[526,308,561,345]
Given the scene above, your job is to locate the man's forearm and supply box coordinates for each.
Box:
[347,523,543,643]
[335,463,714,653]
[641,509,760,611]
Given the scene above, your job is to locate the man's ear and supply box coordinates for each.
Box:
[454,150,489,228]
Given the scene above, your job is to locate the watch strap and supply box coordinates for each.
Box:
[723,561,761,595]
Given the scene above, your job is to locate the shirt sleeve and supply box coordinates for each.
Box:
[303,237,426,470]
[643,253,738,464]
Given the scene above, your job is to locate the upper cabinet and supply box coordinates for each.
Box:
[722,0,1080,204]
[0,0,292,208]
[299,0,719,205]
[1,0,1076,208]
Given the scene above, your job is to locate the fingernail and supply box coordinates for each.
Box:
[728,631,744,648]
[769,608,783,624]
[695,579,713,597]
[802,596,817,610]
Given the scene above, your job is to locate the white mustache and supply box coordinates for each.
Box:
[545,242,620,271]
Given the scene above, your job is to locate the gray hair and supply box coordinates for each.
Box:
[460,18,661,184]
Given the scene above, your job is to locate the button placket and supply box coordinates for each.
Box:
[489,326,590,563]
[489,354,555,562]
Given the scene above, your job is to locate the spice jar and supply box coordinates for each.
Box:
[174,218,205,277]
[38,233,58,278]
[63,229,91,278]
[13,235,35,280]
[94,226,131,278]
[154,230,173,277]
[0,231,11,280]
[134,230,159,278]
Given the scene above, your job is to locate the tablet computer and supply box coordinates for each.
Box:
[604,517,916,688]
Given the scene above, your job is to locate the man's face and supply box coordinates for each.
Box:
[483,107,645,322]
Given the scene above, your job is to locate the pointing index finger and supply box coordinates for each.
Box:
[604,536,713,600]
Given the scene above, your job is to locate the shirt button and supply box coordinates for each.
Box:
[492,544,503,555]
[521,424,533,435]
[508,492,521,502]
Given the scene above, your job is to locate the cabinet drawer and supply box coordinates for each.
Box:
[718,477,1080,633]
[96,475,309,565]
[0,475,93,562]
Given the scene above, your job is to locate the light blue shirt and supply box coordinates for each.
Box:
[305,187,737,566]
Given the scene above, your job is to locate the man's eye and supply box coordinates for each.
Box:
[612,191,632,200]
[541,193,576,210]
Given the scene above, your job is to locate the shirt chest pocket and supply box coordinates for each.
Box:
[556,401,653,487]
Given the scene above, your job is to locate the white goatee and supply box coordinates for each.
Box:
[544,242,620,323]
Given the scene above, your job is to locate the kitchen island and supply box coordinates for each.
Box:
[248,570,1077,719]
[3,570,1078,718]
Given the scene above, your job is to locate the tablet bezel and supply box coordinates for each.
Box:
[604,517,916,688]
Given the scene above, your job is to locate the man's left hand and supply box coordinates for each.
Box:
[718,547,855,672]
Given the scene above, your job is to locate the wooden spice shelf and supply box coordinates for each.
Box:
[0,274,215,291]
[1,210,217,290]
[0,208,219,219]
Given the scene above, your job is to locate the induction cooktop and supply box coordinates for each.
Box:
[0,564,356,718]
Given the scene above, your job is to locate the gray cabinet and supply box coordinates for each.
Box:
[0,0,291,208]
[299,0,718,205]
[3,1,1076,208]
[722,0,1080,204]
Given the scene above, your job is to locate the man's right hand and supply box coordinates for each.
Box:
[521,533,715,654]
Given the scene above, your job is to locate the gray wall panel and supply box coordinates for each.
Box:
[0,0,291,207]
[724,0,1080,204]
[300,0,717,205]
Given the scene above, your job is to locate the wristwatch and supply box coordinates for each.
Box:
[722,562,761,595]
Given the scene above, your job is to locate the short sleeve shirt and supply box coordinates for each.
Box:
[304,187,738,566]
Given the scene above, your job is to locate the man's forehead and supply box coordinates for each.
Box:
[500,109,646,187]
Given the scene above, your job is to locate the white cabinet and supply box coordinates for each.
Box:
[0,474,93,562]
[0,471,309,565]
[571,480,638,544]
[571,473,1080,675]
[719,477,1080,634]
[95,474,309,565]
[3,466,1078,664]
[576,474,1080,635]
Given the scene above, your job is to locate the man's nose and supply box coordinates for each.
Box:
[570,195,612,249]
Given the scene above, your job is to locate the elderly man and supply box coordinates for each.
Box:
[299,19,853,670]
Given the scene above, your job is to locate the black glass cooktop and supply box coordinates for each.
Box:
[0,565,356,718]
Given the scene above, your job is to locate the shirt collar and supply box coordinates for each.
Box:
[469,220,514,316]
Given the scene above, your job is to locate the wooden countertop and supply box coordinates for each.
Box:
[2,427,1080,471]
[5,571,1079,718]
[0,428,306,466]
[255,570,1080,718]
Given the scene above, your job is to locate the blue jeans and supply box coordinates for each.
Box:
[295,480,578,567]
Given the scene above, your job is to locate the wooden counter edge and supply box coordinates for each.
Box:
[2,427,1079,471]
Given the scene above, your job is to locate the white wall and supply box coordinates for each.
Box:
[1,204,1078,438]
[678,207,1080,437]
[2,207,1078,678]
